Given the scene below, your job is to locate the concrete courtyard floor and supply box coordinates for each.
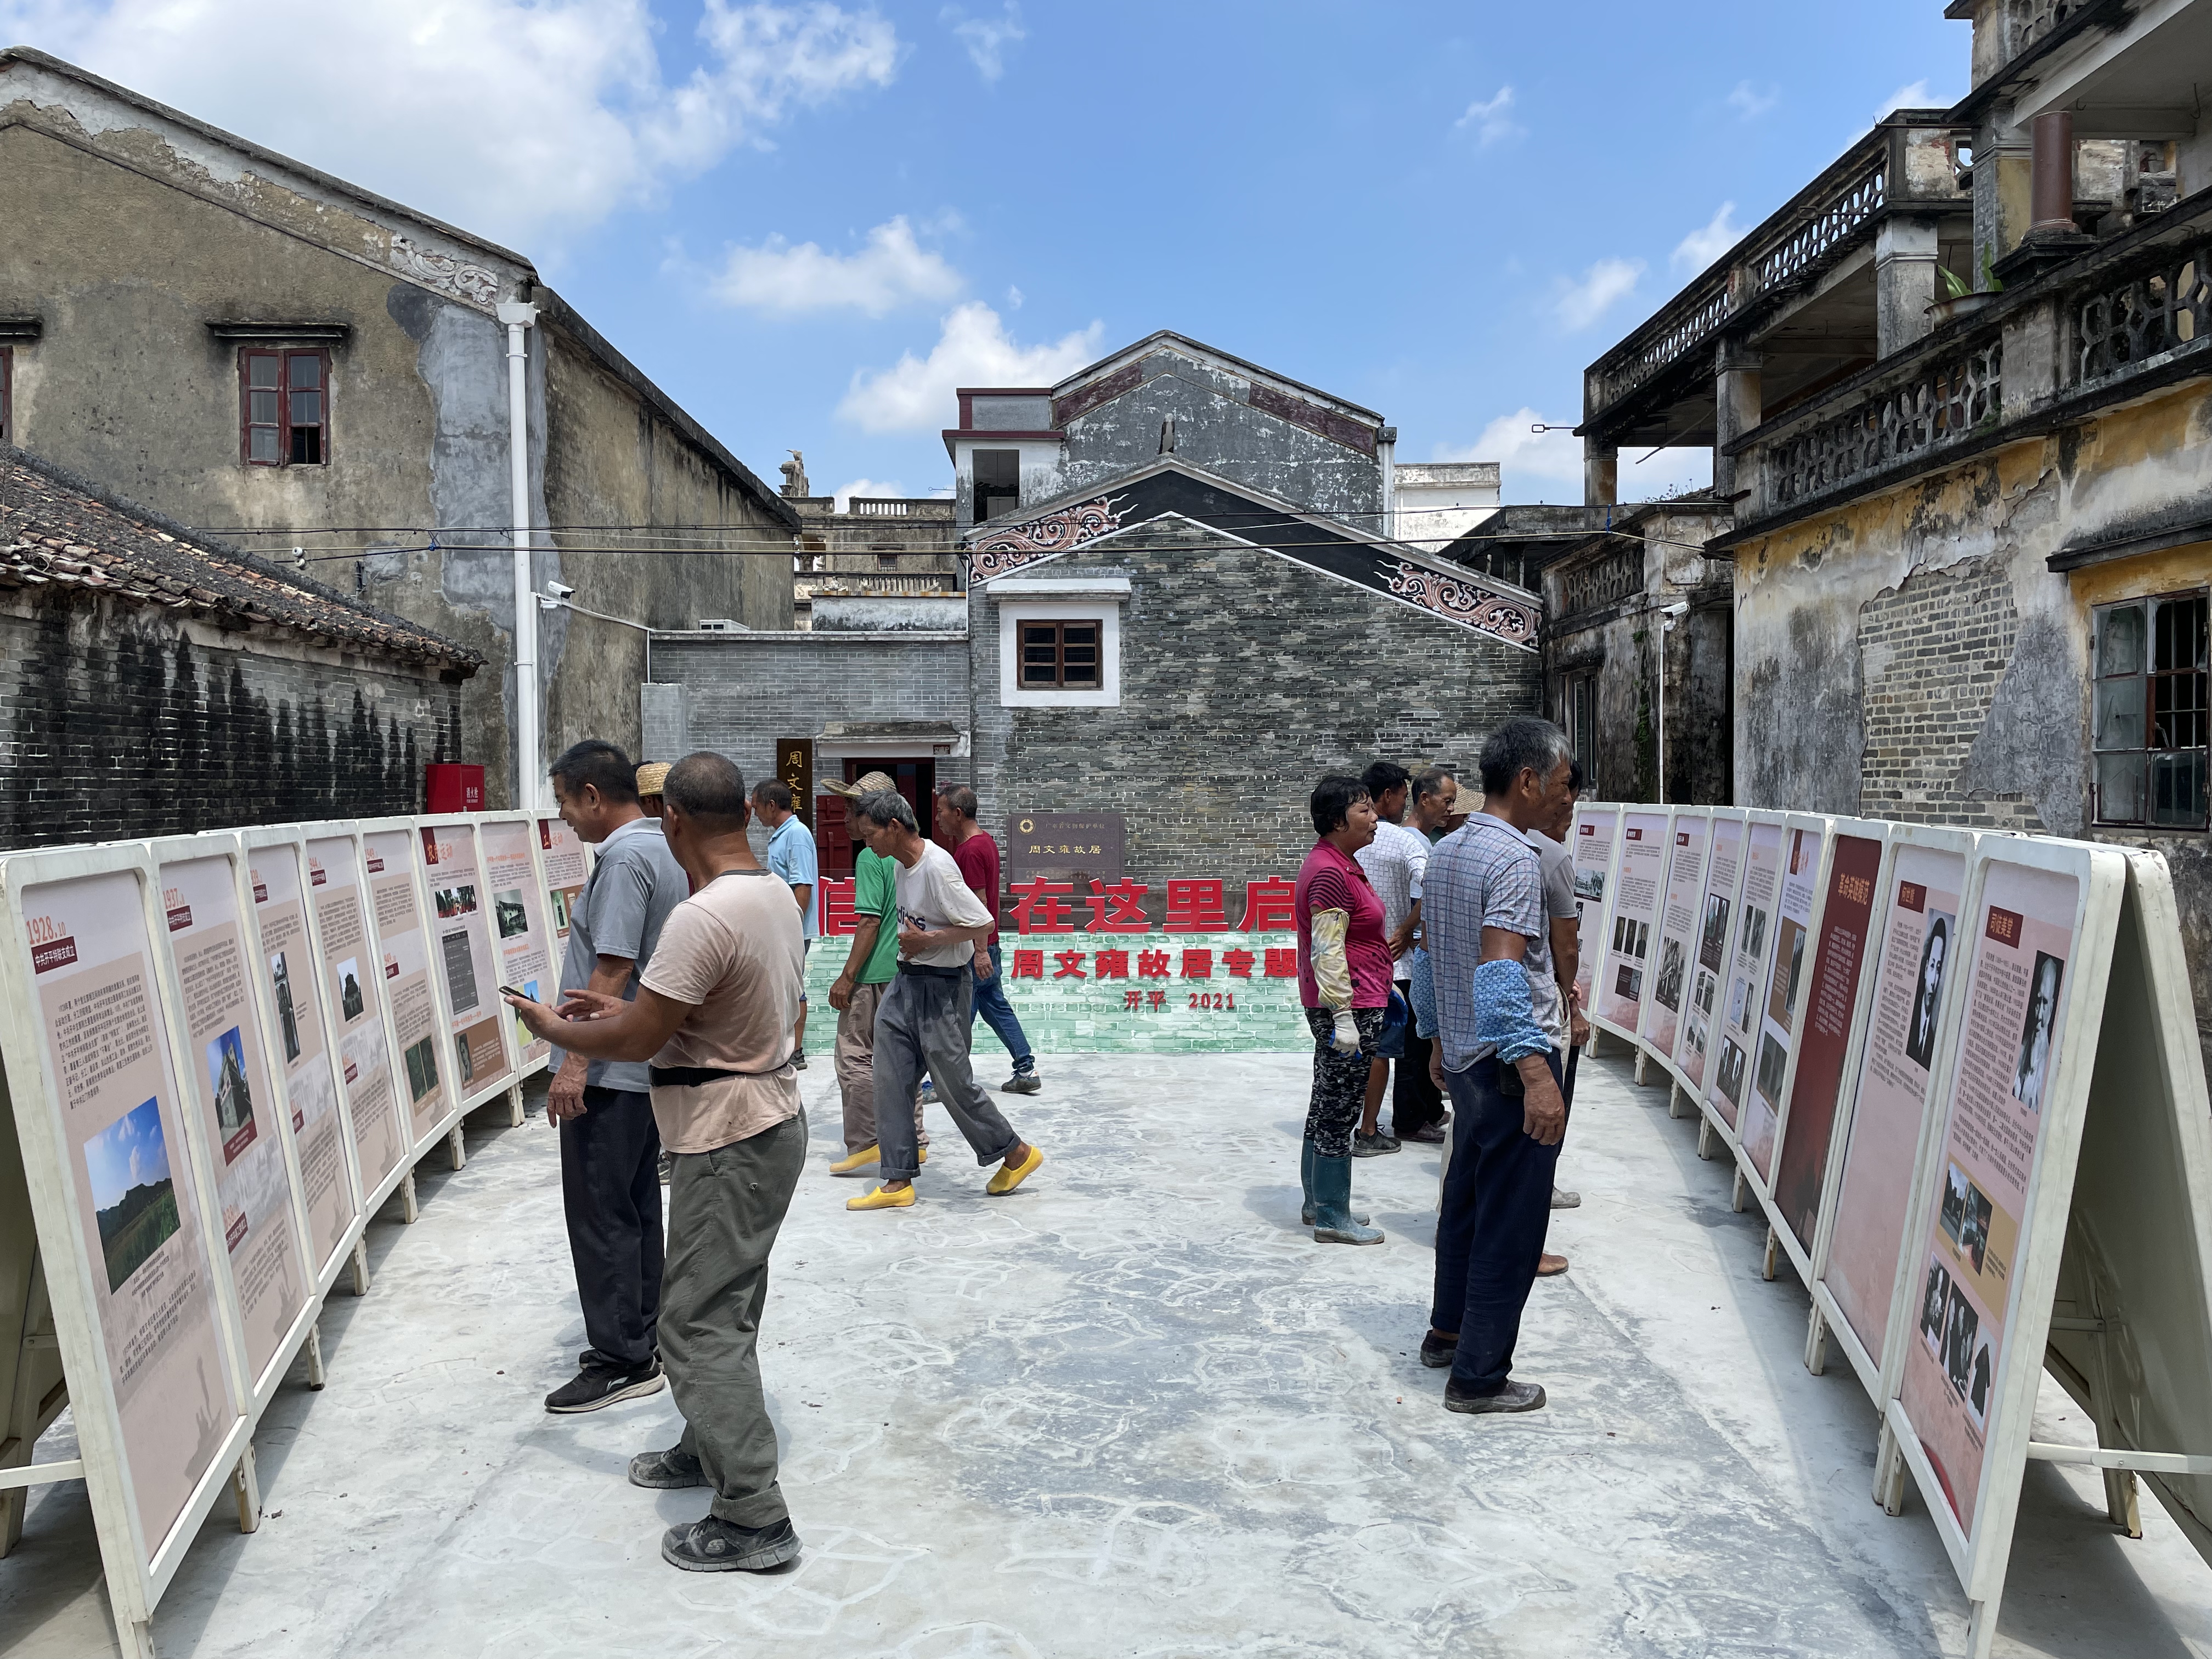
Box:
[5,1046,2211,1658]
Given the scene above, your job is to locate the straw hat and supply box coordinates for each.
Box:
[634,761,671,799]
[821,769,898,799]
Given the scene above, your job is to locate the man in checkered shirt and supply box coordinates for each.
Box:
[1419,718,1576,1416]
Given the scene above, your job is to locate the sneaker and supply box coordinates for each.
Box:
[791,1048,808,1070]
[1351,1131,1400,1158]
[662,1515,802,1573]
[545,1361,663,1414]
[1401,1124,1447,1144]
[1444,1379,1547,1415]
[628,1444,708,1489]
[658,1150,674,1184]
[1419,1332,1458,1369]
[1000,1071,1042,1095]
[1551,1187,1582,1209]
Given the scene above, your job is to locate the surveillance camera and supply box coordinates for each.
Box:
[544,581,577,601]
[1659,600,1690,618]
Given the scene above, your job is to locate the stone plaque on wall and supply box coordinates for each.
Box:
[1005,811,1125,885]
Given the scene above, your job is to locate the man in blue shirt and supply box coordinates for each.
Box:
[1421,718,1576,1415]
[752,780,818,1069]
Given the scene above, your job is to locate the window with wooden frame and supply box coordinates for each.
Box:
[2092,589,2208,829]
[239,348,330,466]
[1018,619,1101,689]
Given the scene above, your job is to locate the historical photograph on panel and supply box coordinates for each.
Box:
[1738,904,1769,960]
[1692,967,1716,1017]
[1654,936,1685,1012]
[1903,911,1954,1069]
[2013,951,2063,1113]
[270,950,302,1062]
[456,1031,476,1085]
[1574,866,1605,904]
[1768,919,1805,1029]
[1919,1255,1955,1356]
[1683,1015,1708,1064]
[1726,974,1752,1032]
[1754,1031,1788,1108]
[1942,1286,1979,1402]
[206,1024,256,1159]
[494,888,529,940]
[403,1035,439,1105]
[441,930,479,1014]
[1700,893,1731,972]
[1716,1037,1747,1105]
[434,884,478,920]
[1964,1328,1995,1429]
[86,1096,182,1294]
[335,956,365,1023]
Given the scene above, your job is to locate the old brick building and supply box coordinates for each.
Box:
[0,48,796,808]
[0,442,477,845]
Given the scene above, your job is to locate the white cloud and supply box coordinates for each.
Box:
[1874,78,1936,123]
[0,0,901,249]
[831,477,906,509]
[839,301,1101,433]
[1434,411,1711,504]
[943,2,1024,81]
[706,216,961,315]
[1552,257,1644,332]
[1454,86,1520,146]
[1728,80,1779,120]
[1673,202,1743,272]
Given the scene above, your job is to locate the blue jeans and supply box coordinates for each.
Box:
[1431,1051,1564,1396]
[970,941,1035,1075]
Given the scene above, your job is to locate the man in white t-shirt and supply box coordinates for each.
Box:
[842,788,1043,1211]
[1353,760,1428,1155]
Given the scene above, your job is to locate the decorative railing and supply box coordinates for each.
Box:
[1766,337,2002,510]
[2078,236,2211,386]
[1561,547,1645,616]
[850,498,911,516]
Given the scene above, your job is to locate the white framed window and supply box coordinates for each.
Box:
[997,595,1121,708]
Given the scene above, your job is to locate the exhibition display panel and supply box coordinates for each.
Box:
[1705,813,1786,1134]
[1635,808,1710,1087]
[415,820,520,1109]
[537,814,587,951]
[478,815,559,1075]
[303,832,410,1211]
[359,820,462,1153]
[1593,808,1669,1042]
[1735,816,1831,1182]
[1568,804,1620,1016]
[1673,808,1748,1103]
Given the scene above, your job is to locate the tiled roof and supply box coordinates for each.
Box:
[0,444,481,672]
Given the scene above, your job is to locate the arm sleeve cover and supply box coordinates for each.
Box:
[1310,909,1353,1009]
[1474,957,1549,1063]
[1408,945,1437,1040]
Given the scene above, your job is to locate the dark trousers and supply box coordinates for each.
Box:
[1392,1026,1447,1136]
[1431,1052,1564,1396]
[969,941,1036,1073]
[1564,1042,1582,1111]
[663,1111,806,1526]
[875,969,1022,1182]
[559,1086,663,1374]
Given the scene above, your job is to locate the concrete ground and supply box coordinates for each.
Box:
[4,1047,2210,1658]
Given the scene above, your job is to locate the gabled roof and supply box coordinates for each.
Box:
[1047,331,1386,454]
[1054,331,1385,424]
[0,443,481,671]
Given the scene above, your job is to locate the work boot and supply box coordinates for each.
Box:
[1299,1139,1367,1227]
[1444,1379,1546,1415]
[1000,1070,1042,1094]
[1310,1152,1383,1245]
[1420,1331,1458,1368]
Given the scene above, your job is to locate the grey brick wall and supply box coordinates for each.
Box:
[969,521,1544,912]
[0,589,461,849]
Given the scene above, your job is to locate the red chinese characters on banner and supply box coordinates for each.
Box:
[1009,878,1077,933]
[1122,989,1142,1010]
[1137,950,1170,979]
[819,878,857,937]
[1094,949,1130,979]
[1180,949,1212,979]
[1164,880,1227,933]
[1238,878,1296,932]
[1085,879,1150,933]
[1224,947,1256,977]
[1011,949,1045,979]
[1052,950,1087,979]
[1263,947,1297,978]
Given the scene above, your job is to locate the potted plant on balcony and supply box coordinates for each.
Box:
[1927,258,2001,326]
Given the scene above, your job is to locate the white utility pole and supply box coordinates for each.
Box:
[1657,599,1688,804]
[498,300,541,811]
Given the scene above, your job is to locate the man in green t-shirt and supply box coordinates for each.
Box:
[823,773,928,1175]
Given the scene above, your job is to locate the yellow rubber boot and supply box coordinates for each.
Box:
[986,1145,1043,1195]
[830,1145,878,1176]
[847,1183,916,1211]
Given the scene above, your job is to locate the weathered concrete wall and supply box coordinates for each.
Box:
[0,588,458,848]
[1734,381,2212,1065]
[1056,348,1384,522]
[812,596,966,632]
[969,523,1542,914]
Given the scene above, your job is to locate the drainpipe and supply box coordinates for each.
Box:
[498,300,541,811]
[1376,425,1397,542]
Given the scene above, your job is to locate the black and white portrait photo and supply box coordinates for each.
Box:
[1903,912,1951,1070]
[2013,951,2063,1113]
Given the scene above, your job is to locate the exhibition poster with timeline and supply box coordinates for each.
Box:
[1641,812,1709,1068]
[1770,832,1884,1255]
[21,867,238,1550]
[154,854,309,1387]
[1707,820,1784,1130]
[246,845,356,1274]
[1897,857,2079,1537]
[1596,811,1667,1035]
[1825,843,1968,1370]
[362,828,453,1147]
[1741,825,1825,1178]
[306,839,406,1198]
[538,815,586,949]
[1570,807,1618,1011]
[1681,815,1745,1092]
[480,820,555,1069]
[418,823,515,1101]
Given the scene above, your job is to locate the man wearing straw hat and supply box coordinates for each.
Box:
[636,760,670,819]
[821,770,929,1176]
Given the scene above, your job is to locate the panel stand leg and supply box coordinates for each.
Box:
[400,1170,419,1226]
[1633,1048,1649,1087]
[1,1487,21,1558]
[505,1083,523,1128]
[1731,1168,1747,1213]
[1803,1303,1829,1375]
[1667,1081,1689,1119]
[1762,1227,1779,1282]
[304,1324,326,1391]
[448,1124,467,1171]
[1966,1599,1998,1659]
[1697,1118,1716,1160]
[125,1618,156,1659]
[349,1239,371,1297]
[1874,1423,1908,1514]
[2102,1466,2142,1537]
[231,1442,260,1533]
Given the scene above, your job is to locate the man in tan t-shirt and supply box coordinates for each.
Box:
[507,751,806,1575]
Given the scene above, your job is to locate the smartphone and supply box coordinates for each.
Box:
[498,985,530,1000]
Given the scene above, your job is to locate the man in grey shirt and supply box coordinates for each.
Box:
[543,740,687,1414]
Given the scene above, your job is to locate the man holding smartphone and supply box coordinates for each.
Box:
[541,738,686,1414]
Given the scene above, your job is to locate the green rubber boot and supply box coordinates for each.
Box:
[1311,1151,1384,1245]
[1301,1139,1368,1228]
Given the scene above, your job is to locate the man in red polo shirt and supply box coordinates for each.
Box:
[933,787,1042,1094]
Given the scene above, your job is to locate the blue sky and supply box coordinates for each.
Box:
[10,1,1966,506]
